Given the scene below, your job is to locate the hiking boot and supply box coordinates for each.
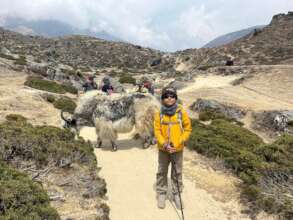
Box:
[157,194,166,209]
[173,194,183,210]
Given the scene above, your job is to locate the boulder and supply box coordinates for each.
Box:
[167,80,187,90]
[253,110,293,134]
[27,62,49,76]
[190,98,246,120]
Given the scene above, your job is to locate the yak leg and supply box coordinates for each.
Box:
[95,136,102,148]
[111,141,118,152]
[143,136,152,149]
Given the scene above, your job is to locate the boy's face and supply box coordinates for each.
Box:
[162,93,176,106]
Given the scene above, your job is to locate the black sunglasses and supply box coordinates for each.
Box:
[162,94,176,99]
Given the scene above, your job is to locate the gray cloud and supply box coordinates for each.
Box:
[0,0,292,51]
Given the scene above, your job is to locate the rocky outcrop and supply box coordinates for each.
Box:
[190,98,247,120]
[167,80,187,90]
[253,110,293,134]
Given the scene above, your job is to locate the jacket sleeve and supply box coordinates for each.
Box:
[180,109,192,144]
[154,112,166,146]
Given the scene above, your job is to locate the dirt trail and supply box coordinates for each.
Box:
[80,127,251,220]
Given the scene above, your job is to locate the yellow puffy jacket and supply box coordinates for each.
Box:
[154,105,192,152]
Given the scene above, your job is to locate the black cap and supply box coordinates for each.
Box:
[161,86,177,100]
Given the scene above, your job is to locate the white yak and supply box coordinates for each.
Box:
[61,90,160,151]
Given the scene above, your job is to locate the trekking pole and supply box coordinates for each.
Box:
[170,153,185,220]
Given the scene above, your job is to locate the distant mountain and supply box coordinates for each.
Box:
[203,25,266,48]
[174,12,293,69]
[1,16,120,42]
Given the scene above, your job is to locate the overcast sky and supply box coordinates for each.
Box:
[0,0,292,51]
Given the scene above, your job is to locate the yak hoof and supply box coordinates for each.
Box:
[95,141,102,148]
[143,143,150,149]
[112,144,118,152]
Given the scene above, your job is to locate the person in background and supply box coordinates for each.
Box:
[138,78,154,95]
[101,77,114,95]
[82,75,97,92]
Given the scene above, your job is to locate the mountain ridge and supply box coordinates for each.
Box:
[202,25,266,48]
[1,16,120,42]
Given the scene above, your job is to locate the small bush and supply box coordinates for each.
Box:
[119,74,136,85]
[61,68,76,76]
[197,64,215,71]
[62,84,78,94]
[108,71,120,78]
[198,110,228,121]
[0,53,16,60]
[53,97,76,114]
[24,76,77,94]
[5,114,27,123]
[0,163,60,219]
[45,94,56,103]
[14,55,27,65]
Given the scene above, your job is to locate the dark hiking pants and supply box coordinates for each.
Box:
[156,150,183,196]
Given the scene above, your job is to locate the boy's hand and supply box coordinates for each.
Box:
[164,143,176,154]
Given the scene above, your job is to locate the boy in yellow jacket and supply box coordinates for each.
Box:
[154,86,192,209]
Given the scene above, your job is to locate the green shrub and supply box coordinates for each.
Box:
[119,74,136,85]
[187,119,263,172]
[62,84,78,94]
[14,55,27,65]
[187,119,293,219]
[5,114,27,123]
[197,64,215,71]
[45,94,56,103]
[108,71,120,78]
[25,76,66,93]
[24,76,77,94]
[0,119,97,169]
[0,163,60,219]
[0,53,16,60]
[198,110,244,127]
[61,68,76,76]
[198,110,227,121]
[53,97,76,114]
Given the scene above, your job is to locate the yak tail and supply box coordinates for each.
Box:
[61,110,71,123]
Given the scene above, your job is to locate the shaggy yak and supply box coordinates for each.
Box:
[61,90,160,151]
